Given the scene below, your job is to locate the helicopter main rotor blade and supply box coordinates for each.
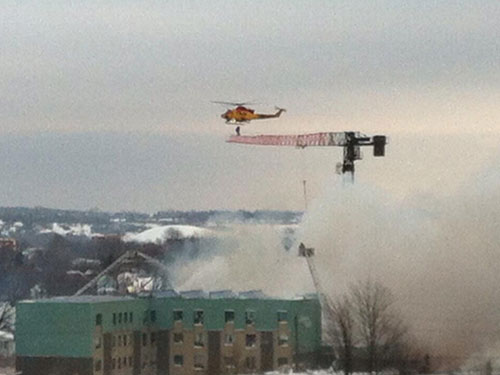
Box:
[211,100,256,106]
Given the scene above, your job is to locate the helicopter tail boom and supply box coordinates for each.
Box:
[255,107,286,120]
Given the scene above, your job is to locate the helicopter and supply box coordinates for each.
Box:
[212,101,286,135]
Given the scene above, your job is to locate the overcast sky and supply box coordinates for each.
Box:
[1,1,499,211]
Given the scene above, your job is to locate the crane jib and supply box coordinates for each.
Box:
[227,132,386,154]
[227,131,387,177]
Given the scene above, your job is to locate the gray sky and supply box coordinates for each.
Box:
[1,1,499,211]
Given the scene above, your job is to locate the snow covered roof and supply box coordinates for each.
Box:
[152,289,179,298]
[179,290,208,299]
[25,295,136,304]
[295,293,319,300]
[209,290,237,299]
[238,290,268,299]
[0,330,14,341]
[20,289,312,304]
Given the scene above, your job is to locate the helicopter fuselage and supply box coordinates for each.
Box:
[221,106,285,123]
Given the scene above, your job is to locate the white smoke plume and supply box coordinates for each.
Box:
[167,224,314,298]
[168,150,500,368]
[299,170,500,367]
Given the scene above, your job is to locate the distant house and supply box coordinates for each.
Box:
[0,238,17,251]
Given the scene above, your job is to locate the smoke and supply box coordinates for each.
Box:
[299,171,500,367]
[167,148,500,367]
[167,224,314,298]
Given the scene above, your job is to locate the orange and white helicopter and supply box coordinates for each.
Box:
[212,101,286,135]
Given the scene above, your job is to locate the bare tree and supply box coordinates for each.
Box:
[0,302,15,333]
[484,359,492,375]
[327,294,356,375]
[351,279,407,374]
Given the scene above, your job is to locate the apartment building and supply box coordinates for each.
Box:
[16,290,321,375]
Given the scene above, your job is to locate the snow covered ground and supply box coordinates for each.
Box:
[0,367,17,375]
[262,372,379,375]
[264,371,331,375]
[0,369,337,375]
[39,222,93,237]
[0,220,24,236]
[123,224,214,244]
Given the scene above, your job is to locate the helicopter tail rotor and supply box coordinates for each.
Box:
[274,107,286,116]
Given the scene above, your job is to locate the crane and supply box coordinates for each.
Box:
[227,131,387,180]
[298,243,335,319]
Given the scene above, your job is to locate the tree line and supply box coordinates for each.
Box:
[327,279,428,375]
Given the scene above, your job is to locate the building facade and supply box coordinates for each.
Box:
[16,291,321,375]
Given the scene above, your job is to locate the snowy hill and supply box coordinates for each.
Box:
[123,225,213,244]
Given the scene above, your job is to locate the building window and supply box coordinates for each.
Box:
[94,359,102,372]
[95,313,102,326]
[174,333,184,343]
[278,334,288,346]
[118,312,122,324]
[278,357,288,366]
[94,336,102,349]
[112,335,116,347]
[142,333,147,346]
[112,358,116,370]
[118,335,122,346]
[150,310,156,322]
[277,310,288,322]
[245,310,255,325]
[245,334,257,347]
[224,310,235,323]
[130,312,133,323]
[194,310,204,325]
[123,335,127,346]
[224,334,234,345]
[246,356,256,370]
[124,312,128,323]
[173,310,183,322]
[174,355,184,366]
[113,313,116,325]
[151,332,156,345]
[194,332,204,347]
[194,354,205,370]
[118,357,121,369]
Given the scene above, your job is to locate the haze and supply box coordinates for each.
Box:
[1,1,499,211]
